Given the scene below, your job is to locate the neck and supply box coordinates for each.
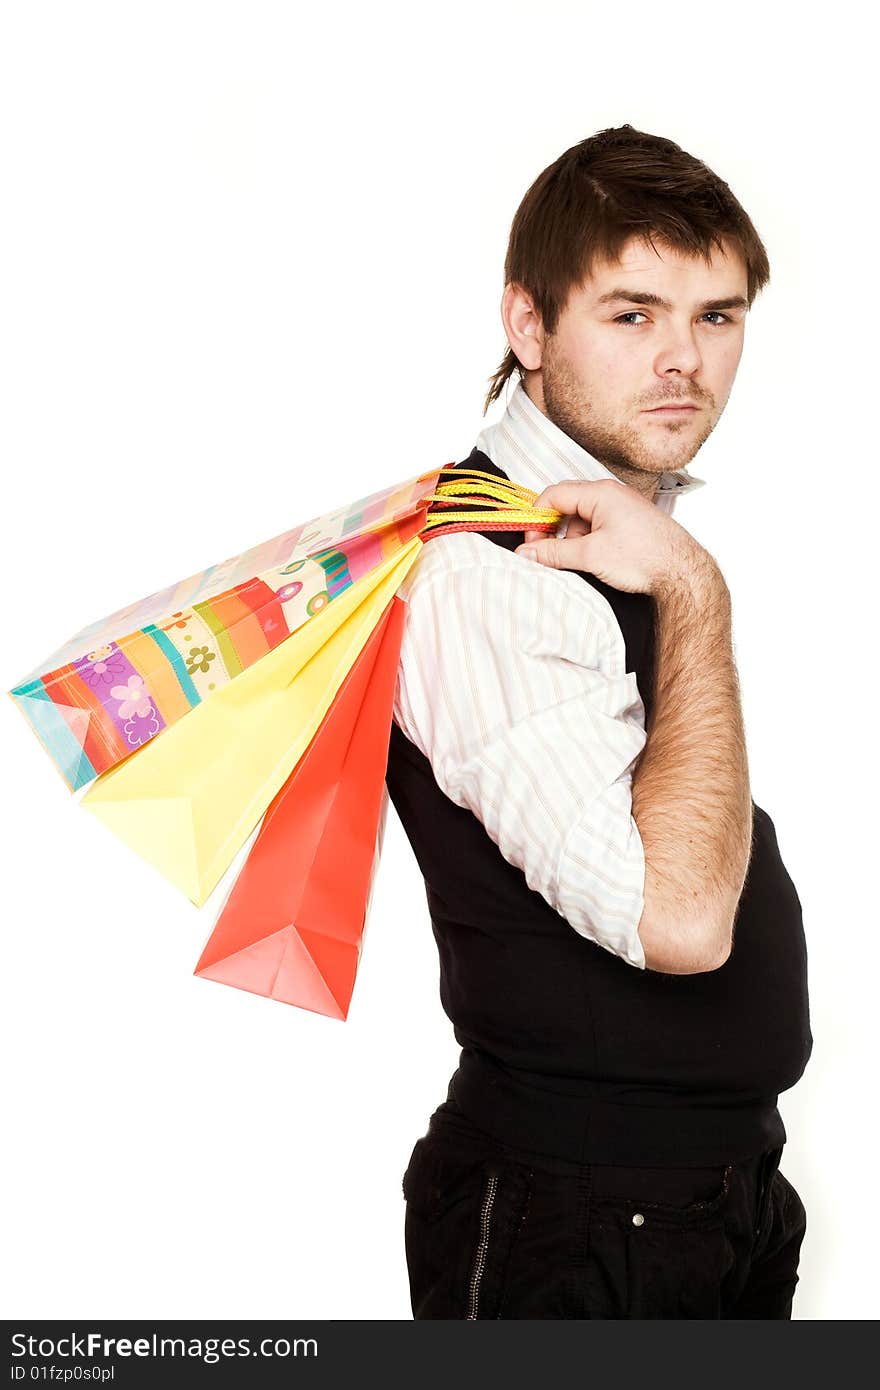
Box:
[600,458,662,503]
[519,380,664,503]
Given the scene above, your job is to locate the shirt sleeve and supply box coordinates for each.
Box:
[392,534,649,969]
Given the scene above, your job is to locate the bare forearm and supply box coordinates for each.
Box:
[632,557,753,973]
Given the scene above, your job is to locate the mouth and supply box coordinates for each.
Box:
[644,404,699,414]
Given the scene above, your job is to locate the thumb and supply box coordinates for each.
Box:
[514,537,564,568]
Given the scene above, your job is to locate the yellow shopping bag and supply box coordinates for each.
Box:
[81,540,422,906]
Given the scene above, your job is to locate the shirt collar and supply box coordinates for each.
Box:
[473,379,706,515]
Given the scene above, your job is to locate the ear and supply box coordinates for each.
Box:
[500,282,544,372]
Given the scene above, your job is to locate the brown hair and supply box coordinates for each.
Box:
[483,123,770,415]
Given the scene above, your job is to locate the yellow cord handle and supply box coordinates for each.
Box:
[433,466,539,503]
[422,508,558,530]
[423,465,562,532]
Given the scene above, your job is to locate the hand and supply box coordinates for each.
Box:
[516,478,714,596]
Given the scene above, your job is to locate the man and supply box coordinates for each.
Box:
[384,124,812,1319]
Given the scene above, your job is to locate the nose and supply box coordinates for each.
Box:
[653,328,703,377]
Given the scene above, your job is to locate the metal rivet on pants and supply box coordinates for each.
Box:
[632,1213,645,1226]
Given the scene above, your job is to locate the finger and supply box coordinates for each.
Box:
[534,478,623,521]
[514,535,592,571]
[563,515,591,539]
[522,512,589,545]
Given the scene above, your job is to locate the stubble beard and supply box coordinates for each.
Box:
[539,339,711,495]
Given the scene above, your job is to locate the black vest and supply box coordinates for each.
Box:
[385,447,812,1166]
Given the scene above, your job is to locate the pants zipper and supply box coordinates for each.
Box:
[465,1170,499,1320]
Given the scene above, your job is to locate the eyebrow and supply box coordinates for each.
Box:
[596,288,749,313]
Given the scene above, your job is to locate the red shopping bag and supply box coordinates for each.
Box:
[193,594,406,1018]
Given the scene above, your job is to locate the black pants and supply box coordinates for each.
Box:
[402,1098,807,1319]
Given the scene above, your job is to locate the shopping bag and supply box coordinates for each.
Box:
[193,594,405,1018]
[80,539,422,907]
[8,457,562,1010]
[8,466,442,791]
[60,466,559,907]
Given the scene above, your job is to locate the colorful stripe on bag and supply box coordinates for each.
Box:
[143,626,201,707]
[72,647,165,758]
[11,546,367,785]
[194,599,245,680]
[10,680,99,790]
[235,579,290,650]
[310,548,352,599]
[48,663,132,772]
[125,629,194,728]
[9,469,461,791]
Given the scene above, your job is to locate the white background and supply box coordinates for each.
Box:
[1,0,875,1321]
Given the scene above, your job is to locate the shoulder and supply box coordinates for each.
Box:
[399,530,497,589]
[399,531,626,673]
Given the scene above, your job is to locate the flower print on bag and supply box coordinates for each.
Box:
[185,645,216,676]
[122,709,160,748]
[109,674,160,749]
[110,674,154,721]
[83,645,127,688]
[159,611,190,632]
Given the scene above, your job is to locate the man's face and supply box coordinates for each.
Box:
[525,235,749,490]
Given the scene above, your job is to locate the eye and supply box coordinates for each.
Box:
[614,311,732,327]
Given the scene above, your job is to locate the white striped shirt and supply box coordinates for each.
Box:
[392,380,705,970]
